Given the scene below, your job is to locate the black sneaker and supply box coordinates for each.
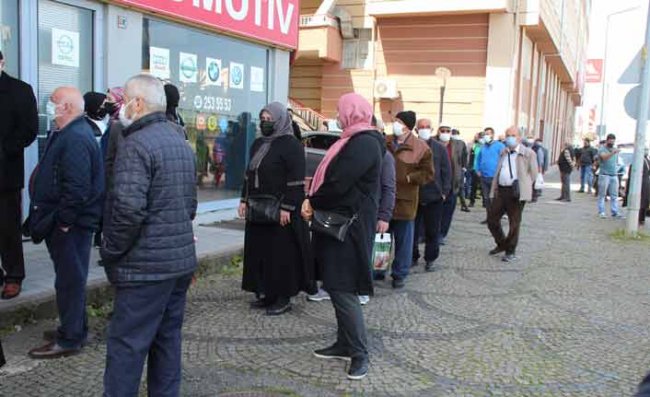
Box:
[314,344,351,361]
[461,206,470,213]
[392,278,405,289]
[489,246,505,256]
[480,219,488,225]
[347,356,369,380]
[373,273,386,281]
[265,298,291,316]
[502,254,517,263]
[425,262,435,272]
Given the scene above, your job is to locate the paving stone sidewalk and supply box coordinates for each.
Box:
[1,174,650,396]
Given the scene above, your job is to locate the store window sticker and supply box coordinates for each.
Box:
[150,47,170,80]
[229,62,244,90]
[206,57,223,86]
[250,66,265,93]
[52,28,79,68]
[179,52,198,83]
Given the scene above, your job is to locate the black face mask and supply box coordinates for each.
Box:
[607,143,614,148]
[104,102,118,117]
[93,107,108,120]
[260,120,275,137]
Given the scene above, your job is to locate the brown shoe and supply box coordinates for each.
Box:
[2,283,21,300]
[28,342,80,360]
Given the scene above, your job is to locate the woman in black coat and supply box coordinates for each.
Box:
[239,102,314,316]
[302,93,385,381]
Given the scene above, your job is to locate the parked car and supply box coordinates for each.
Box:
[302,132,341,177]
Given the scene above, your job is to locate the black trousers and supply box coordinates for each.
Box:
[413,201,443,263]
[487,186,525,255]
[0,339,5,368]
[0,191,25,283]
[329,290,368,359]
[470,170,480,204]
[560,171,572,201]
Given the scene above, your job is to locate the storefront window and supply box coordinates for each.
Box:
[0,0,19,77]
[142,18,270,201]
[37,0,94,151]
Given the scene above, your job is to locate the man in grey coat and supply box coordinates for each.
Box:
[101,74,197,396]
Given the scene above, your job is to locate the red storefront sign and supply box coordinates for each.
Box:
[585,59,603,83]
[114,0,299,49]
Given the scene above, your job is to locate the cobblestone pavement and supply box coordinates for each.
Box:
[1,179,650,396]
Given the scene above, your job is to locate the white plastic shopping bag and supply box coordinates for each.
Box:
[372,233,393,272]
[535,173,544,189]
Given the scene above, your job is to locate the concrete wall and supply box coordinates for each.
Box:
[105,5,143,88]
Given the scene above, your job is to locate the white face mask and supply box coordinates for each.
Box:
[119,99,135,128]
[484,135,493,143]
[418,128,432,141]
[46,101,58,119]
[392,122,405,136]
[439,133,451,142]
[451,135,462,141]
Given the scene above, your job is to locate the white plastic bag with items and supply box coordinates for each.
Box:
[371,233,393,272]
[535,173,545,190]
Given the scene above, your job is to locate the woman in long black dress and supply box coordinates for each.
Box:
[239,102,314,316]
[302,93,385,380]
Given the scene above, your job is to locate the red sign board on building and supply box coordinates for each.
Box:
[586,59,603,83]
[114,0,300,49]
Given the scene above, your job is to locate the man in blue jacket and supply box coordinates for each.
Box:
[101,74,197,396]
[28,86,104,359]
[476,127,505,224]
[412,118,451,272]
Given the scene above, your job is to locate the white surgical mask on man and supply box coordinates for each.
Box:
[451,135,462,141]
[439,133,451,142]
[418,128,432,141]
[393,122,405,136]
[118,98,136,128]
[46,101,58,119]
[484,135,493,143]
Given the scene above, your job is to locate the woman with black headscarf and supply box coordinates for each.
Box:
[164,83,185,127]
[238,102,315,315]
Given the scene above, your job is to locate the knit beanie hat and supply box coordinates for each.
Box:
[395,111,416,130]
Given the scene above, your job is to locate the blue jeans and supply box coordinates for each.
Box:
[440,193,457,239]
[104,275,193,397]
[481,177,493,209]
[45,227,92,349]
[598,174,620,215]
[389,220,414,281]
[580,165,593,192]
[463,169,473,198]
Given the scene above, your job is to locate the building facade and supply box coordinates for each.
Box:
[4,0,298,211]
[291,0,589,158]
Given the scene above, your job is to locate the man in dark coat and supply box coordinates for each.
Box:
[101,74,197,396]
[413,118,451,272]
[556,142,576,202]
[0,51,38,300]
[27,87,104,359]
[436,123,465,244]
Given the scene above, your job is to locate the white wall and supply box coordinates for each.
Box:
[582,0,648,143]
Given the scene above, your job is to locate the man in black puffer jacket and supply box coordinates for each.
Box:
[28,87,104,359]
[100,74,197,397]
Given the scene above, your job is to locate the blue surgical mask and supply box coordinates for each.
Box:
[505,136,518,148]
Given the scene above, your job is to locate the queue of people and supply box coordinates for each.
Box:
[0,46,552,388]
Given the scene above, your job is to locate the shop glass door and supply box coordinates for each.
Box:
[36,0,94,155]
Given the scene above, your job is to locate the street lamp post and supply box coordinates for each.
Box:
[435,67,452,125]
[626,4,650,236]
[598,6,641,139]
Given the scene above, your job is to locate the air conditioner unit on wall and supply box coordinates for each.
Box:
[374,79,398,99]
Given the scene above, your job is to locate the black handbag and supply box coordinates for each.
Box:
[246,194,282,224]
[310,210,358,242]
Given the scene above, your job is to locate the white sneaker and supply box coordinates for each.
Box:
[599,213,607,219]
[358,295,370,305]
[307,289,330,302]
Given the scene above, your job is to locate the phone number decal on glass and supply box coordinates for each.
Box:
[193,95,232,112]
